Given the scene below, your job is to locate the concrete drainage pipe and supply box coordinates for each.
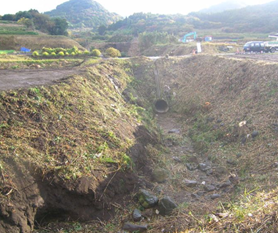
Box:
[154,99,169,113]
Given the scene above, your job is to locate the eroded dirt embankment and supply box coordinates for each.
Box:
[1,55,278,232]
[0,60,160,232]
[129,55,278,232]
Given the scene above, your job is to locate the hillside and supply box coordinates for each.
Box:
[103,0,277,42]
[199,0,247,13]
[1,54,278,232]
[45,0,122,29]
[0,35,84,50]
[190,0,278,33]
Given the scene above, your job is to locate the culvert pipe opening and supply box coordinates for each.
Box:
[154,99,169,113]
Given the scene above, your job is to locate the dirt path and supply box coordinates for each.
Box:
[0,68,82,91]
[155,113,235,214]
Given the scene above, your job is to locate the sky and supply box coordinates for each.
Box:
[0,0,274,16]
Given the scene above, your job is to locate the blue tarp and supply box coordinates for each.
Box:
[20,47,31,52]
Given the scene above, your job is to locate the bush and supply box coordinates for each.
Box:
[105,47,121,57]
[50,52,56,56]
[58,51,65,56]
[91,49,102,57]
[83,50,90,55]
[71,52,76,56]
[42,52,49,57]
[32,51,39,57]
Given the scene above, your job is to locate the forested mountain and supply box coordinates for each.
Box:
[45,0,122,29]
[106,13,194,37]
[190,0,278,33]
[200,0,247,13]
[106,0,278,37]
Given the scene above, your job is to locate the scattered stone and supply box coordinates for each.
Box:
[168,129,180,134]
[137,189,159,209]
[186,163,198,171]
[236,153,242,158]
[206,117,215,123]
[211,194,221,199]
[183,179,198,187]
[191,193,199,199]
[214,167,227,178]
[273,162,278,168]
[198,163,211,172]
[133,209,142,222]
[204,184,216,192]
[226,159,237,166]
[122,222,148,232]
[219,179,232,188]
[154,186,163,194]
[173,156,182,163]
[197,191,206,196]
[206,169,213,176]
[252,131,259,138]
[142,209,153,219]
[217,119,222,123]
[229,174,239,185]
[241,136,247,144]
[152,168,168,183]
[157,197,178,216]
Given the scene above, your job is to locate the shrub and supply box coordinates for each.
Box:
[42,52,49,57]
[50,52,56,56]
[65,52,69,56]
[91,49,101,57]
[58,51,65,56]
[105,47,121,57]
[71,52,76,56]
[32,51,39,57]
[83,50,90,55]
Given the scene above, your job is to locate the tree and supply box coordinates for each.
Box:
[15,11,32,21]
[2,14,16,21]
[98,25,107,35]
[17,17,34,28]
[48,18,68,35]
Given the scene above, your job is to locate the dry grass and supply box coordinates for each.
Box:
[0,35,84,50]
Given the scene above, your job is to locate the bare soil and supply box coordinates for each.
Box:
[0,68,82,91]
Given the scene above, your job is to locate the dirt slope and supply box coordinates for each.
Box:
[1,54,278,232]
[0,60,159,232]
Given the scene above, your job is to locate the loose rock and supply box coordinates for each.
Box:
[199,163,211,172]
[152,168,168,183]
[204,184,216,192]
[186,163,198,171]
[133,209,142,222]
[226,159,237,166]
[252,130,259,138]
[211,194,221,199]
[168,129,180,134]
[183,179,198,187]
[137,189,159,208]
[122,222,148,232]
[157,197,178,216]
[218,179,232,188]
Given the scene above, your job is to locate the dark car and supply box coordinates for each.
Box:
[243,41,266,53]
